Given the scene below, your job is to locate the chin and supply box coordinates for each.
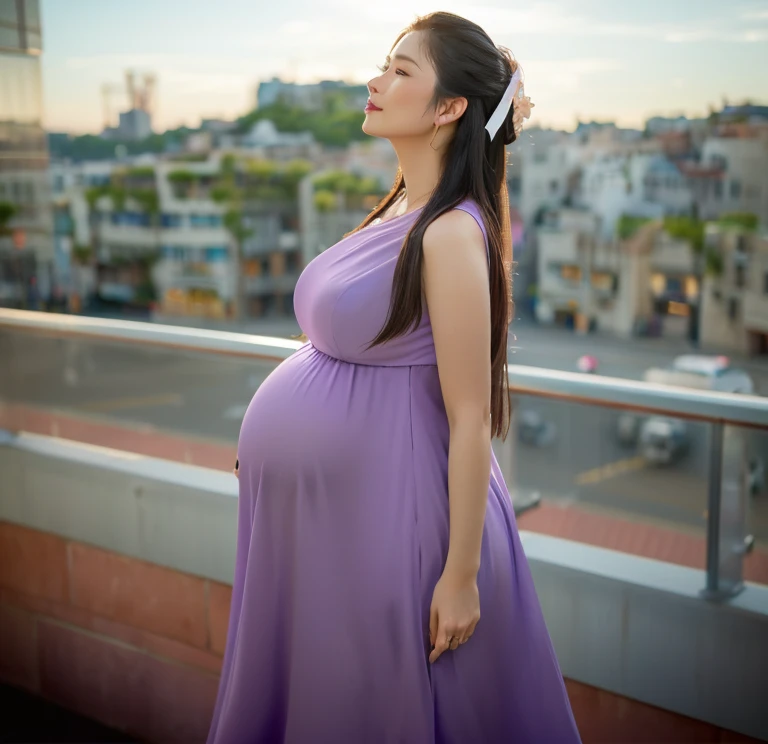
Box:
[362,120,383,137]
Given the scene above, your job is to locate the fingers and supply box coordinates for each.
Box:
[429,619,479,662]
[429,632,452,664]
[462,618,479,644]
[429,607,438,649]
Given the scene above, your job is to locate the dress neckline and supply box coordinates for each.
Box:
[366,205,425,231]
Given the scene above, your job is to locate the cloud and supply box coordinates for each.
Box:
[65,53,248,73]
[327,0,768,45]
[739,29,768,41]
[280,21,313,35]
[523,57,623,91]
[741,8,768,20]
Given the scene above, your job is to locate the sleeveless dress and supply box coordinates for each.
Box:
[207,199,581,744]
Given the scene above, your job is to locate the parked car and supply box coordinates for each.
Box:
[645,355,755,395]
[518,410,556,447]
[618,356,759,469]
[639,417,689,466]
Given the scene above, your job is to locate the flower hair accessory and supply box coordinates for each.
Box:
[485,66,534,142]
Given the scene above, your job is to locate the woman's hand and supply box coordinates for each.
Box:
[428,570,480,664]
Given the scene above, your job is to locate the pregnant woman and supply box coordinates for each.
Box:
[208,11,580,744]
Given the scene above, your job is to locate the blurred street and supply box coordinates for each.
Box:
[3,319,766,545]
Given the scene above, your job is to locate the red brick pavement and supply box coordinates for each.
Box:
[0,402,235,471]
[519,502,768,584]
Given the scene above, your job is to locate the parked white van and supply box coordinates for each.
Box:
[644,355,754,395]
[618,356,762,489]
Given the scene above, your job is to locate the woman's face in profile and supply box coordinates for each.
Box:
[363,30,437,142]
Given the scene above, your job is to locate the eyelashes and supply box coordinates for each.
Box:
[376,64,407,76]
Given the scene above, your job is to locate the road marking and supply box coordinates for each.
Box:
[575,456,647,486]
[76,393,184,413]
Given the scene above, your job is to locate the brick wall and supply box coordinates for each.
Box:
[0,521,228,742]
[0,520,759,743]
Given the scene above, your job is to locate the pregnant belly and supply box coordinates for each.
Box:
[238,343,409,477]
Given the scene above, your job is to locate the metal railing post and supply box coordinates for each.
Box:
[704,422,724,597]
[702,422,748,601]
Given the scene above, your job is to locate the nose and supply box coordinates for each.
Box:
[367,77,381,96]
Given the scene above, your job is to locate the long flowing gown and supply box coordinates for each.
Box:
[207,199,582,743]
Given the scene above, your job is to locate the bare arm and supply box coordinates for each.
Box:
[422,209,492,660]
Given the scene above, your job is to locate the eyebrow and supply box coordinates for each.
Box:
[386,53,421,70]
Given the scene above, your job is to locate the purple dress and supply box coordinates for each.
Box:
[208,199,581,744]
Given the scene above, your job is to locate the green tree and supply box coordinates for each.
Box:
[212,156,253,320]
[235,102,367,147]
[72,244,93,265]
[616,214,653,240]
[705,248,724,277]
[124,166,155,179]
[314,190,337,212]
[167,170,199,198]
[717,212,758,231]
[0,201,16,234]
[663,216,704,254]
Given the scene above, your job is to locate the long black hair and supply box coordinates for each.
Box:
[351,12,520,440]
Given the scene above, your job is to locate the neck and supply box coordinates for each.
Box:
[389,132,444,211]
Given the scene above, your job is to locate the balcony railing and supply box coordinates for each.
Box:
[1,307,767,601]
[2,307,768,742]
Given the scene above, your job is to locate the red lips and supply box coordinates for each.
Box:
[365,99,382,112]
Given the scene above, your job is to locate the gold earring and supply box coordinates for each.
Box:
[429,124,441,151]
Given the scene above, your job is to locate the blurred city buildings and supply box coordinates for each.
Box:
[1,5,768,740]
[0,0,53,308]
[256,77,369,112]
[1,0,767,356]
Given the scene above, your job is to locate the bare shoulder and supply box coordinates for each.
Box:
[422,207,486,265]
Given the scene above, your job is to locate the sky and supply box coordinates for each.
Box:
[40,0,768,135]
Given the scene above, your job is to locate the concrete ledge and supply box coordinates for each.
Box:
[521,531,768,741]
[1,431,767,740]
[0,431,237,584]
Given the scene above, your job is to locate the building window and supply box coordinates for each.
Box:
[728,297,739,321]
[549,180,558,194]
[190,214,223,228]
[710,155,728,169]
[685,276,699,300]
[764,272,768,294]
[713,180,723,200]
[560,265,581,283]
[161,214,183,228]
[666,276,683,297]
[204,247,228,262]
[735,264,745,289]
[590,271,616,292]
[161,245,186,261]
[110,211,149,227]
[730,180,742,199]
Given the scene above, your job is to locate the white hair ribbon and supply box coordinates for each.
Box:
[484,67,523,142]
